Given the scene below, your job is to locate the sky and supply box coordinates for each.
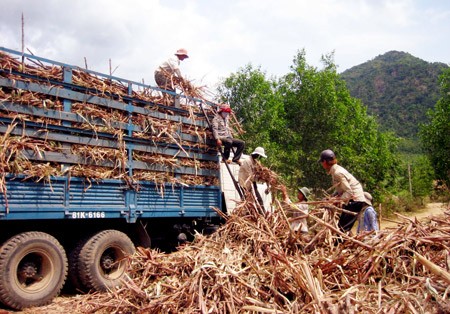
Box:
[1,0,449,97]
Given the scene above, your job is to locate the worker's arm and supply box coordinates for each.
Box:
[211,117,222,147]
[211,116,219,139]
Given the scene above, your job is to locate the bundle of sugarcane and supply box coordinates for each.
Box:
[0,51,223,189]
[172,76,206,100]
[0,51,222,122]
[252,161,290,202]
[0,51,240,140]
[21,198,449,314]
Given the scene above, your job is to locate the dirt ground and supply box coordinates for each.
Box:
[380,202,449,229]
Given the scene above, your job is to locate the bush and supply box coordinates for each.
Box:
[379,191,424,218]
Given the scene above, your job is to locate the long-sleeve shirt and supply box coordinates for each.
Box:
[156,57,181,78]
[357,205,379,233]
[329,164,365,204]
[238,156,256,190]
[290,202,309,233]
[211,114,231,139]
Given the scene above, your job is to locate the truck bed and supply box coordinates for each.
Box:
[0,47,222,222]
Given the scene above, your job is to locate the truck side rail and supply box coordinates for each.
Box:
[0,47,223,218]
[0,48,219,175]
[0,174,221,222]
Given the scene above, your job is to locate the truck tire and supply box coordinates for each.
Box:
[67,236,92,293]
[0,232,68,310]
[78,230,135,291]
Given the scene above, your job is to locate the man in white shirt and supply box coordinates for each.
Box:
[238,147,267,207]
[319,149,366,232]
[154,48,188,92]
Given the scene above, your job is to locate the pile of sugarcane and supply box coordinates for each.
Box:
[20,190,450,314]
[0,51,239,191]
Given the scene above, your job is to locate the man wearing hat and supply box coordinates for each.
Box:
[211,104,245,165]
[318,149,366,233]
[238,147,267,206]
[154,48,189,92]
[357,192,379,233]
[287,187,311,233]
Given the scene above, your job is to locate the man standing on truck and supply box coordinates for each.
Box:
[154,48,189,92]
[211,104,245,165]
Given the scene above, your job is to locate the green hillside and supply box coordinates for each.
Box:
[340,51,448,141]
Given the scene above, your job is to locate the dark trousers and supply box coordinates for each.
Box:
[338,201,365,232]
[221,137,245,162]
[154,71,175,92]
[253,182,264,207]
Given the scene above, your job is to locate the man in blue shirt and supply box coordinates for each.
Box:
[357,192,379,233]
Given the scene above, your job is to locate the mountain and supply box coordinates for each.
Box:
[340,51,448,141]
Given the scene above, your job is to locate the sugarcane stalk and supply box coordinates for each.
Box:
[414,251,450,284]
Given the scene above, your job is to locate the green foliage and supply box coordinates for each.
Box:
[389,153,434,198]
[341,51,448,141]
[397,138,422,155]
[379,193,424,217]
[217,50,401,199]
[410,156,435,198]
[420,68,450,186]
[216,64,286,170]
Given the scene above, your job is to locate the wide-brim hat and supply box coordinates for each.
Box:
[175,48,189,58]
[251,147,267,158]
[298,187,311,201]
[364,192,373,206]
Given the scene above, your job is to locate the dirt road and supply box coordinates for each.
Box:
[380,202,449,229]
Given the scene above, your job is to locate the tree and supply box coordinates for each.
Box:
[217,65,286,169]
[420,68,450,186]
[410,156,434,198]
[217,50,401,198]
[279,51,400,194]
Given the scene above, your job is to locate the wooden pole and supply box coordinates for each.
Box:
[408,163,413,196]
[378,203,382,230]
[21,13,25,70]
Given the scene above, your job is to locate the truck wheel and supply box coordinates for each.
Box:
[0,232,67,310]
[203,225,219,235]
[67,236,91,293]
[78,230,135,291]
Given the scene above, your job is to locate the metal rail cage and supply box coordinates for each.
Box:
[0,47,222,223]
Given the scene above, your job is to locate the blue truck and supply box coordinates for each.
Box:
[0,47,226,310]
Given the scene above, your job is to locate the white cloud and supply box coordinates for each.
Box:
[1,0,449,94]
